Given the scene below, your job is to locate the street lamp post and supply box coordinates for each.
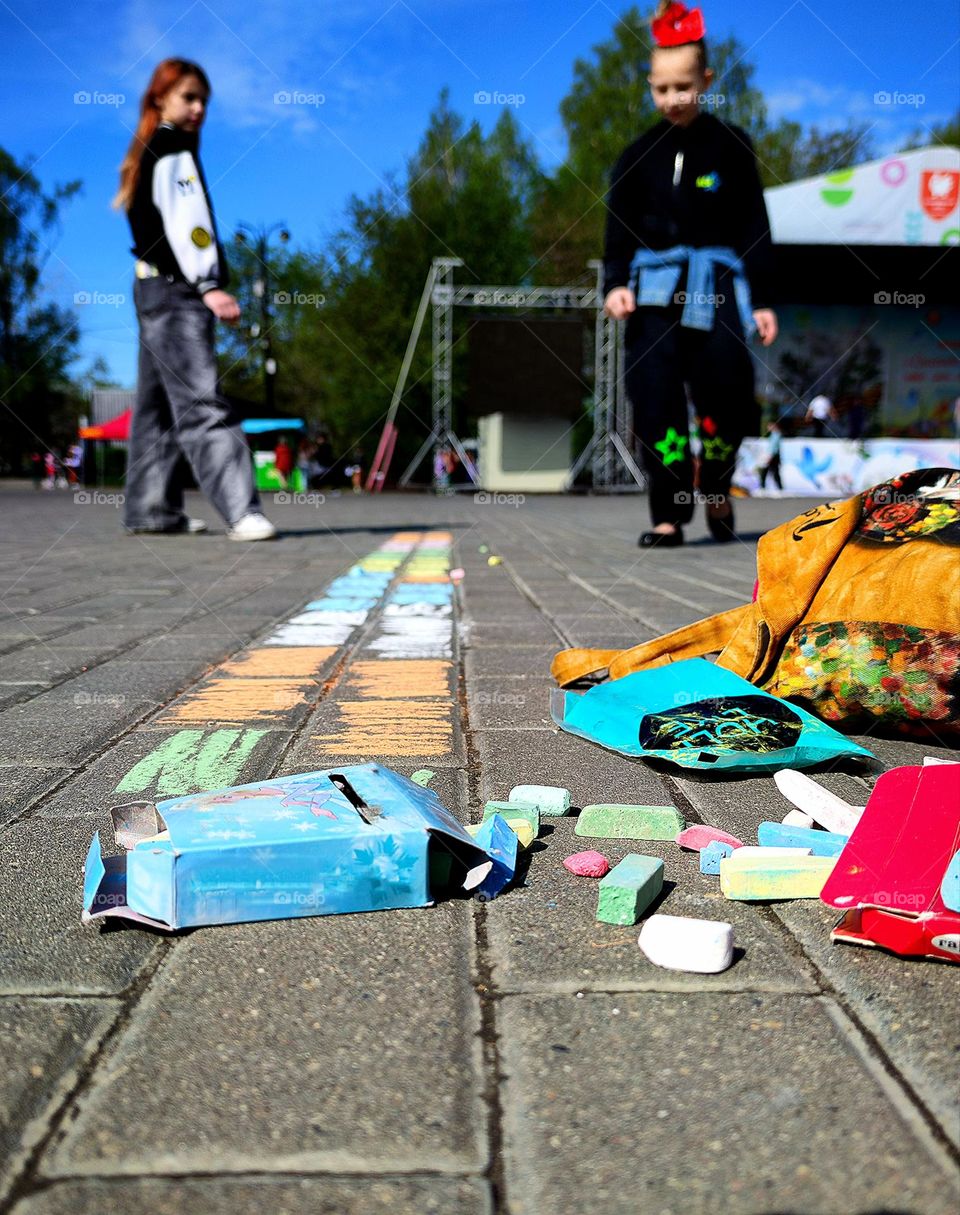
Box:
[234,223,290,413]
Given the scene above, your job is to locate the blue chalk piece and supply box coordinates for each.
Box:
[758,821,849,857]
[699,840,734,874]
[941,849,960,913]
[473,814,519,901]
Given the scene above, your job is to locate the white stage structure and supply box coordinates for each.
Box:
[384,257,643,492]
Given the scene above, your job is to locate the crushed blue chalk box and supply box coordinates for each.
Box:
[83,765,500,932]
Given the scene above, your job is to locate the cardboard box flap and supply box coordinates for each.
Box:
[81,832,175,930]
[822,765,960,914]
[111,801,166,851]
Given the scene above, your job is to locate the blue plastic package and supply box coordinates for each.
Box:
[552,658,874,773]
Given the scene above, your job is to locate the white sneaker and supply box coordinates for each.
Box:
[185,517,208,533]
[228,513,277,542]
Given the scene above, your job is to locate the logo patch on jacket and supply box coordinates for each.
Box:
[696,172,720,192]
[177,175,197,195]
[191,227,212,248]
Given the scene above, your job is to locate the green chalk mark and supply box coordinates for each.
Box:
[115,728,269,796]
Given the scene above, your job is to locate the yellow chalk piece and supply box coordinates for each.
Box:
[216,647,336,679]
[509,820,535,848]
[342,660,451,700]
[313,699,453,757]
[158,677,314,724]
[719,852,836,901]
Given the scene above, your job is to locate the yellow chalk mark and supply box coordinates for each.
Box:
[216,647,336,678]
[314,699,453,757]
[400,572,450,584]
[343,659,451,699]
[159,677,315,724]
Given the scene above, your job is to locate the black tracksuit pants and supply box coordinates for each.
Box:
[624,269,756,526]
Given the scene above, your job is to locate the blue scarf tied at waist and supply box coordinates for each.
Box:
[628,245,755,337]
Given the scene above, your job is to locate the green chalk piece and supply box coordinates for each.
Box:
[483,800,540,835]
[411,769,436,787]
[576,804,684,841]
[597,854,664,925]
[509,784,571,816]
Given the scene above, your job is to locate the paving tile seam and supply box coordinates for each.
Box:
[1,944,175,1212]
[0,575,288,718]
[493,981,825,996]
[509,514,755,599]
[457,597,513,1215]
[763,902,960,1163]
[37,1155,484,1181]
[818,997,960,1181]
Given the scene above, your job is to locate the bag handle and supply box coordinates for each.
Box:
[550,603,750,687]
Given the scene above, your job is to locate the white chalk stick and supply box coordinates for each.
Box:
[736,846,813,858]
[782,808,815,828]
[773,769,863,836]
[638,914,734,974]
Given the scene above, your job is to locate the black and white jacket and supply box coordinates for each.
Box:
[127,122,227,294]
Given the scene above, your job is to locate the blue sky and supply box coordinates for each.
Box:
[2,0,958,388]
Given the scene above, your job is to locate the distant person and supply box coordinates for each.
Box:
[114,58,275,540]
[805,393,835,437]
[758,421,783,491]
[63,442,82,485]
[313,432,335,486]
[273,435,294,489]
[42,451,57,490]
[603,1,777,548]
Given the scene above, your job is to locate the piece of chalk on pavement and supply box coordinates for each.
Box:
[699,840,734,874]
[564,850,610,878]
[735,846,813,858]
[509,784,571,816]
[782,809,815,828]
[720,852,836,901]
[596,854,663,925]
[577,804,684,841]
[940,849,960,913]
[483,800,540,835]
[758,821,848,857]
[638,914,734,973]
[676,825,743,851]
[773,769,863,836]
[507,819,536,849]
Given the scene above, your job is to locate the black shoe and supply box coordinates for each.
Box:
[706,501,736,543]
[639,525,684,548]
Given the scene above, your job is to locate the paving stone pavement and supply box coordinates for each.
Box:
[0,482,958,1215]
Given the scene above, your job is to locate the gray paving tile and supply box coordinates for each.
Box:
[0,997,117,1204]
[475,728,673,810]
[499,991,960,1215]
[463,621,561,648]
[10,1176,491,1215]
[468,679,556,730]
[774,897,960,1146]
[0,765,74,828]
[486,819,818,994]
[0,816,161,996]
[47,905,485,1175]
[464,644,559,680]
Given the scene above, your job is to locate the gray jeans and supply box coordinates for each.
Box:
[124,276,260,530]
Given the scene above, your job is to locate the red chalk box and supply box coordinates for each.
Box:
[820,765,960,964]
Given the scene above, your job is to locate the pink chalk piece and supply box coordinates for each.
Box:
[449,567,466,581]
[675,825,743,852]
[564,850,611,878]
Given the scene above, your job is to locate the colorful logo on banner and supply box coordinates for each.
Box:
[920,170,959,222]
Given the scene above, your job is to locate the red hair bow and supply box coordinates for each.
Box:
[652,3,706,46]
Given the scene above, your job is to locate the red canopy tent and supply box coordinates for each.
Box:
[79,409,131,441]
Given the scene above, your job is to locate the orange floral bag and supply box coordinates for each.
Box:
[551,468,960,737]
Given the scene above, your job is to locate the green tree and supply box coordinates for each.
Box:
[0,146,82,469]
[900,110,960,151]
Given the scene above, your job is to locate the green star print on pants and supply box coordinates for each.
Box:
[655,428,688,466]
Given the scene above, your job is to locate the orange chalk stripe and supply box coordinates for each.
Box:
[314,699,453,757]
[342,659,451,699]
[158,677,315,724]
[216,647,336,678]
